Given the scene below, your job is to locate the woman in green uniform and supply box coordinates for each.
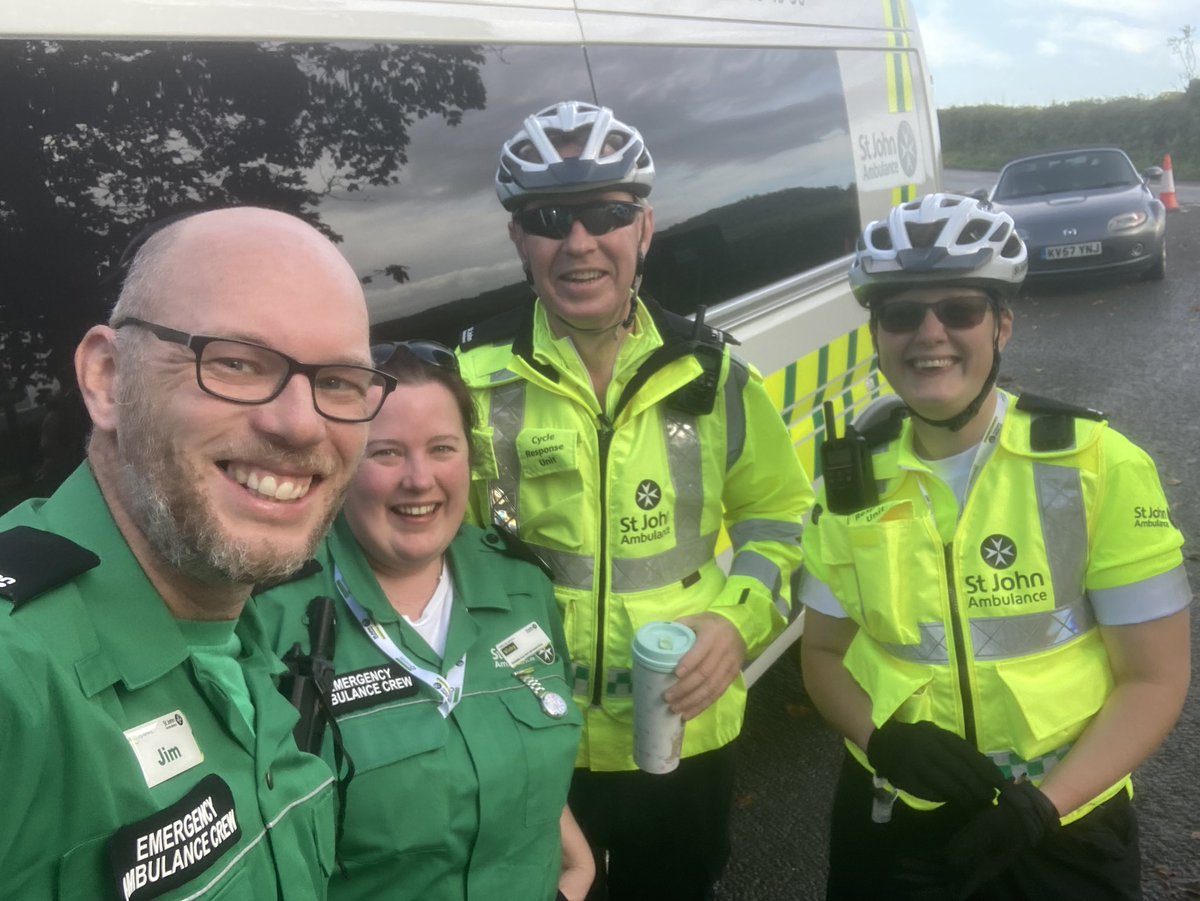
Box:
[256,341,591,901]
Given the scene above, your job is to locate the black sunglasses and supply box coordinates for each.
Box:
[371,339,459,371]
[514,201,643,240]
[875,296,993,334]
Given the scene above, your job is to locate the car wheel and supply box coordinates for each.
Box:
[1142,243,1166,281]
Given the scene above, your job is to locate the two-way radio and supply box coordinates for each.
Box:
[281,595,338,754]
[820,400,879,514]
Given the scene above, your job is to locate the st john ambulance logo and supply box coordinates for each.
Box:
[635,480,662,511]
[980,534,1017,569]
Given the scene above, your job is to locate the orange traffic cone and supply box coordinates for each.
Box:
[1160,153,1180,211]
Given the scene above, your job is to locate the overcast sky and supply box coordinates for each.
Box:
[910,0,1197,108]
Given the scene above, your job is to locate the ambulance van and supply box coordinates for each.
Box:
[0,1,940,661]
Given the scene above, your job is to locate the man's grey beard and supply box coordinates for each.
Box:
[114,375,341,587]
[121,457,336,586]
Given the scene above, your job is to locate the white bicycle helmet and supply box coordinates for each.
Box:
[849,193,1027,306]
[495,101,655,211]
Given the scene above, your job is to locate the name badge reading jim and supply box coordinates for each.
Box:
[108,773,241,901]
[124,710,204,788]
[496,621,556,668]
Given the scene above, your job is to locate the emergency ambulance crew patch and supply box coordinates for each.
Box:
[329,663,420,714]
[108,774,241,901]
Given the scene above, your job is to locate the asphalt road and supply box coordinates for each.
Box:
[717,196,1200,899]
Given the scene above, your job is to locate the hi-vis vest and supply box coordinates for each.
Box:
[458,297,812,772]
[804,392,1187,820]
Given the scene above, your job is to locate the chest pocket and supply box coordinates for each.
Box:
[513,428,585,552]
[334,702,451,859]
[819,499,944,646]
[517,428,578,477]
[498,677,583,826]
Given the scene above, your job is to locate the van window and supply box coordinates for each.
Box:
[0,37,858,506]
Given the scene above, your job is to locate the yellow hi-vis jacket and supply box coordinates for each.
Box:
[803,392,1188,820]
[458,296,813,771]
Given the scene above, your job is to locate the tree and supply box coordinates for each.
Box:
[1167,25,1197,89]
[0,40,487,402]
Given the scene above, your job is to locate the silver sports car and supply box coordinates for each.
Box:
[982,147,1166,281]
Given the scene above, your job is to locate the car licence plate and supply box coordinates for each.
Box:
[1043,242,1102,260]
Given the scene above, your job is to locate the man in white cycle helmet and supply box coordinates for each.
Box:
[799,193,1190,899]
[459,102,811,900]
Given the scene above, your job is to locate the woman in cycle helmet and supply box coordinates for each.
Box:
[798,193,1190,899]
[850,192,1027,436]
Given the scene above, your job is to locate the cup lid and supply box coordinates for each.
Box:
[633,621,697,670]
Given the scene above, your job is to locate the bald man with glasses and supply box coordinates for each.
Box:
[0,207,396,899]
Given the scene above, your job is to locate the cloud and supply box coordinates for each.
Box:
[917,6,1012,69]
[1035,40,1061,58]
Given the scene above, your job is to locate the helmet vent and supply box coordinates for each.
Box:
[1001,234,1023,258]
[958,218,992,244]
[905,221,945,248]
[870,225,893,250]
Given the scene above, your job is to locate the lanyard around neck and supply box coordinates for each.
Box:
[333,563,465,718]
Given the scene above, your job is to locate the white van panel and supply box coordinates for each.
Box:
[2,1,582,42]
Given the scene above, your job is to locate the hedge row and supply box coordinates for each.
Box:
[939,79,1200,181]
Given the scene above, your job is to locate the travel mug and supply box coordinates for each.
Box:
[632,621,697,774]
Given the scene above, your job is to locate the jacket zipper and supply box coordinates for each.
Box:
[591,412,615,708]
[943,544,977,747]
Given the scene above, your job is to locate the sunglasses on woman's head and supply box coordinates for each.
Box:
[875,296,992,334]
[371,339,459,371]
[514,201,643,240]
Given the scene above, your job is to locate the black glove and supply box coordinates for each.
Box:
[896,780,1061,900]
[866,720,1006,808]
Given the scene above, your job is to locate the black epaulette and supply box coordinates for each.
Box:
[0,526,101,608]
[481,527,553,581]
[1016,393,1106,452]
[656,305,737,350]
[631,298,737,417]
[252,558,324,595]
[458,303,533,351]
[857,400,909,449]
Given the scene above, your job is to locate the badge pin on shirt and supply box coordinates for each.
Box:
[495,621,556,668]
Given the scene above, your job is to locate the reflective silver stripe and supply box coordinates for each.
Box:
[664,408,703,544]
[611,532,719,593]
[487,380,526,528]
[728,518,803,550]
[724,357,748,470]
[529,544,595,592]
[970,596,1095,660]
[881,596,1094,664]
[730,549,783,601]
[879,623,948,663]
[489,368,518,383]
[1034,462,1088,617]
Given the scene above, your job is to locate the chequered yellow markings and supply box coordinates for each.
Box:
[763,324,891,481]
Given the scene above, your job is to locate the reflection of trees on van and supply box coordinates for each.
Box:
[375,184,859,347]
[0,39,486,506]
[644,185,858,315]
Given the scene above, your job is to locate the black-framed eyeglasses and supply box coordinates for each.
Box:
[114,317,398,423]
[370,339,459,372]
[514,201,643,240]
[874,296,993,335]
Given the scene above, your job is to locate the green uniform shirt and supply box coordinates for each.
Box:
[0,465,336,900]
[255,518,581,901]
